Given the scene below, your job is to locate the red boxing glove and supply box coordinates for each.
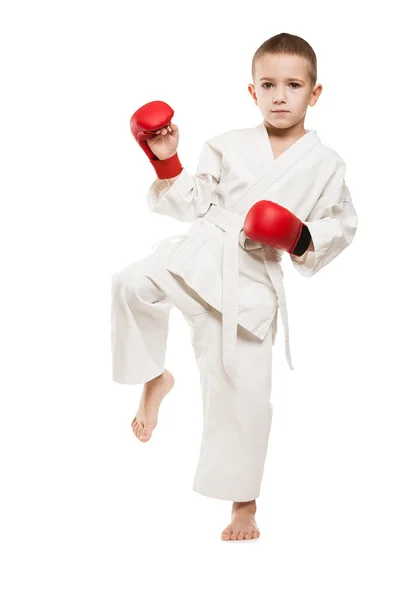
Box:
[130,100,182,179]
[243,200,309,255]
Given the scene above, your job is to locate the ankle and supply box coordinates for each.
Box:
[232,500,256,513]
[145,371,165,387]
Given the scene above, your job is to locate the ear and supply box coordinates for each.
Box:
[248,83,258,105]
[309,83,323,106]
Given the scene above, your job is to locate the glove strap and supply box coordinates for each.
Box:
[149,153,183,179]
[291,224,311,256]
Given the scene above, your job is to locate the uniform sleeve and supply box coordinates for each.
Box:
[146,139,223,222]
[290,162,358,277]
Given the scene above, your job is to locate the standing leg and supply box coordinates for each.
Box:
[187,307,274,502]
[185,307,274,540]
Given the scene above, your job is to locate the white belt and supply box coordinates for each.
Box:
[152,203,294,381]
[203,204,294,381]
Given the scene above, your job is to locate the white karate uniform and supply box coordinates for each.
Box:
[111,121,358,501]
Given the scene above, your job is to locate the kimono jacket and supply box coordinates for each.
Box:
[146,122,358,381]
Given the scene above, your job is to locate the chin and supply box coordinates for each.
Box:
[265,118,291,129]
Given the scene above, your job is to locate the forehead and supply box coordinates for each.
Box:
[255,53,309,79]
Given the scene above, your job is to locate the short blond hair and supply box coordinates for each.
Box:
[252,32,317,87]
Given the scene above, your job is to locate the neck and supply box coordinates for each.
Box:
[264,119,307,140]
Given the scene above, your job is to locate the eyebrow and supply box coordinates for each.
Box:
[259,77,305,83]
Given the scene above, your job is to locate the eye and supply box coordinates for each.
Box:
[261,82,301,89]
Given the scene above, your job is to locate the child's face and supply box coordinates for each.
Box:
[248,53,322,130]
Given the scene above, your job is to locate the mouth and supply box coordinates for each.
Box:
[272,110,289,113]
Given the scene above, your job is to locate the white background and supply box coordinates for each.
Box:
[1,0,399,598]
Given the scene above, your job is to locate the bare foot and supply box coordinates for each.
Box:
[131,369,175,442]
[221,500,260,541]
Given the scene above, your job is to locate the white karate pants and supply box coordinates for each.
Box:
[111,241,274,502]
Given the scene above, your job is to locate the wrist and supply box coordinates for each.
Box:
[149,153,183,179]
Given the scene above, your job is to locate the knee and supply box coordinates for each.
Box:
[111,267,140,297]
[112,266,160,306]
[111,272,120,289]
[111,271,125,294]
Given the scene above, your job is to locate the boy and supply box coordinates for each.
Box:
[111,32,358,541]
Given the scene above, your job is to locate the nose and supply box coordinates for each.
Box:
[273,85,287,104]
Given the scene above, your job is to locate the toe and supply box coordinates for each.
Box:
[139,427,150,442]
[237,531,245,540]
[221,528,232,541]
[252,530,260,539]
[245,532,253,540]
[231,531,239,541]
